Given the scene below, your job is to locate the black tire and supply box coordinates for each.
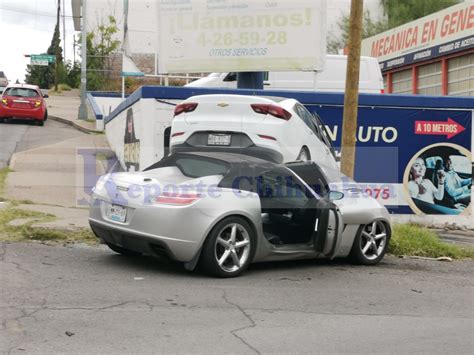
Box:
[349,221,390,265]
[44,110,48,121]
[297,146,311,162]
[36,120,44,126]
[106,242,142,257]
[200,216,256,278]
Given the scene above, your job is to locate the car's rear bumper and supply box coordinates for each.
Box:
[89,197,209,262]
[0,105,45,120]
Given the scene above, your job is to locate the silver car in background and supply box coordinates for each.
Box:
[89,152,391,277]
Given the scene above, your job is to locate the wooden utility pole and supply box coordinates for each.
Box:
[340,0,364,178]
[55,0,61,92]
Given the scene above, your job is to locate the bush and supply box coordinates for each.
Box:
[389,224,474,259]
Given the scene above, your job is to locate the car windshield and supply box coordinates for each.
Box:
[449,155,470,174]
[145,155,230,178]
[4,87,40,98]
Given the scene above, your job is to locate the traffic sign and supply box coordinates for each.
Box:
[30,54,56,63]
[31,60,49,66]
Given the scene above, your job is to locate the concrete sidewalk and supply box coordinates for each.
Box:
[46,89,101,133]
[4,91,118,231]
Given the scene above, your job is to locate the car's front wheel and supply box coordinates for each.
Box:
[200,216,255,277]
[349,220,389,265]
[106,242,142,257]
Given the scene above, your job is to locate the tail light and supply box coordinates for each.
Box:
[171,132,185,138]
[174,102,198,116]
[380,89,385,94]
[154,192,202,205]
[251,103,292,120]
[258,134,277,141]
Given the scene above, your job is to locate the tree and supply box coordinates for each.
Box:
[327,10,388,54]
[25,22,64,88]
[327,0,461,53]
[381,0,461,29]
[84,16,121,91]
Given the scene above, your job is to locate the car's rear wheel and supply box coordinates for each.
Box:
[200,216,255,277]
[349,220,389,265]
[106,242,142,257]
[44,110,48,121]
[297,146,311,162]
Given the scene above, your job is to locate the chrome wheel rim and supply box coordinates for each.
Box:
[360,221,387,261]
[214,223,251,273]
[298,148,309,162]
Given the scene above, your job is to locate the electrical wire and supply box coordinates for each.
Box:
[0,5,80,18]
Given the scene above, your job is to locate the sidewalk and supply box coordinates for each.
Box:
[4,91,117,232]
[46,89,101,133]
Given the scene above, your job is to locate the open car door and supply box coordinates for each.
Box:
[312,199,343,258]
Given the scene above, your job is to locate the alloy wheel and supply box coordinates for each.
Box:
[214,223,251,273]
[360,221,387,261]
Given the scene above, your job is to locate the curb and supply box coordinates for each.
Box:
[49,116,103,134]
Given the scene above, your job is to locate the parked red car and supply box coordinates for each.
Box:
[0,84,48,126]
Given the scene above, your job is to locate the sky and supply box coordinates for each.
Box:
[0,0,77,83]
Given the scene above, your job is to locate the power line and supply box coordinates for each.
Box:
[0,5,80,18]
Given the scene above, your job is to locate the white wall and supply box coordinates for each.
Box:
[105,98,177,170]
[93,96,123,117]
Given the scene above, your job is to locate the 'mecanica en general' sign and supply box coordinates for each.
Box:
[361,2,474,71]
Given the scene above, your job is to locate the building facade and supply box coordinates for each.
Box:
[362,1,474,97]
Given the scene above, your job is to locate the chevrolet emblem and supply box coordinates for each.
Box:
[217,102,229,108]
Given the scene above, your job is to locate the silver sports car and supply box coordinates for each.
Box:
[89,152,391,277]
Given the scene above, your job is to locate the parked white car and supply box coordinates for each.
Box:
[185,55,384,93]
[170,94,338,169]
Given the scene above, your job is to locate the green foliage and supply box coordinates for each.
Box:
[65,61,81,88]
[85,16,121,91]
[328,0,461,53]
[328,10,388,54]
[0,167,11,197]
[0,206,96,244]
[381,0,461,29]
[25,23,63,88]
[389,224,474,259]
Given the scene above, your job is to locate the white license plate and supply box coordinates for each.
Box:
[208,134,231,146]
[105,203,127,223]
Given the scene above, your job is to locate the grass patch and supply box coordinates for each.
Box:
[0,167,11,197]
[0,205,97,244]
[389,224,474,259]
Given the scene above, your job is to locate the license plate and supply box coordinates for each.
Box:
[105,203,127,223]
[208,134,231,146]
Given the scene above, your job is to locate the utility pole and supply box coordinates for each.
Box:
[62,0,66,61]
[340,0,363,178]
[55,0,61,92]
[78,0,88,120]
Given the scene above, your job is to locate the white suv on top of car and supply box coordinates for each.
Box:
[170,94,338,169]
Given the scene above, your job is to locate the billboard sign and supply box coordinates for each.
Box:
[361,2,474,71]
[157,0,327,73]
[309,105,472,216]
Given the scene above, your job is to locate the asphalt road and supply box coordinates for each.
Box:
[0,119,83,169]
[1,242,472,354]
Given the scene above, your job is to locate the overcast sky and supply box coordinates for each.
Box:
[0,0,77,83]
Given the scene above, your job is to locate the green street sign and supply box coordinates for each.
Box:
[30,54,56,63]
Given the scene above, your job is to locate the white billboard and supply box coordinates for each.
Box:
[157,0,327,73]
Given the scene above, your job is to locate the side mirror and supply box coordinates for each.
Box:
[43,94,49,98]
[328,191,344,201]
